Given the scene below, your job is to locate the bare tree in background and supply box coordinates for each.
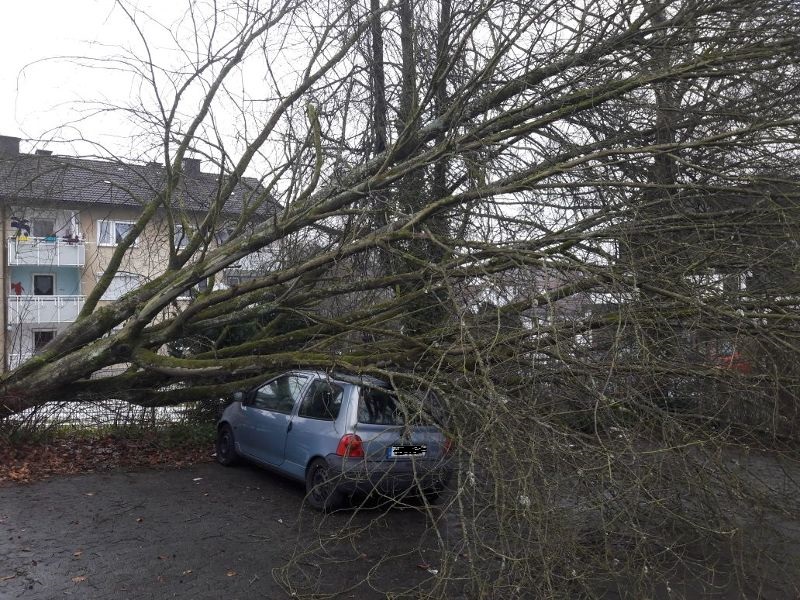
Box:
[2,0,800,596]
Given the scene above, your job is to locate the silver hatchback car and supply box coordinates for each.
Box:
[216,371,452,510]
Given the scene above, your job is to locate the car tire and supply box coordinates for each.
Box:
[305,458,345,512]
[403,486,441,506]
[216,424,240,466]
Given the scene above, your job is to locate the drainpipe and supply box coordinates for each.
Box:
[1,201,7,373]
[0,136,21,373]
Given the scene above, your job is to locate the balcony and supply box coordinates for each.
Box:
[7,237,85,267]
[8,295,85,324]
[7,353,32,370]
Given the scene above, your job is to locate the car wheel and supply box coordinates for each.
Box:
[216,424,239,466]
[305,458,345,512]
[403,486,441,506]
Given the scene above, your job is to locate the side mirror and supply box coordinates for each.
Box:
[233,391,245,404]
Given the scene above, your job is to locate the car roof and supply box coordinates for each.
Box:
[290,370,390,389]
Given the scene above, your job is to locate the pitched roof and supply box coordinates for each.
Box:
[0,152,274,216]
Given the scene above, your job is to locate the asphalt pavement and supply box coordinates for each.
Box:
[4,448,799,599]
[0,462,446,599]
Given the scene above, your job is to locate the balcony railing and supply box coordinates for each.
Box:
[8,295,85,324]
[7,237,85,267]
[7,353,33,370]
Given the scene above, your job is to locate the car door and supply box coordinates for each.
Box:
[237,374,309,466]
[282,378,348,479]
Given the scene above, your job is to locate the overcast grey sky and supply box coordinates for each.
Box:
[2,2,107,141]
[0,1,181,157]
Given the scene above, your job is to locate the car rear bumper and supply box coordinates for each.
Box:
[325,455,452,495]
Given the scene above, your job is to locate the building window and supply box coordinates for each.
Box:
[33,274,54,296]
[174,225,192,249]
[97,220,136,246]
[225,274,255,287]
[99,272,141,300]
[215,227,233,245]
[178,277,209,300]
[31,218,55,238]
[33,330,56,353]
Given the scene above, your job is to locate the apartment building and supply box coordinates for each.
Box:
[0,135,270,373]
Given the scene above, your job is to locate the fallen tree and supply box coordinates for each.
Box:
[2,0,800,596]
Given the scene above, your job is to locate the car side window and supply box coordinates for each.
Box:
[253,375,308,414]
[298,380,344,421]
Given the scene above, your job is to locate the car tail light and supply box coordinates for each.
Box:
[336,434,364,458]
[443,437,454,455]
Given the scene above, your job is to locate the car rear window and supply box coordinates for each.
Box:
[357,388,404,425]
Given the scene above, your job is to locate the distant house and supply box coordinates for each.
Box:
[0,134,274,372]
[617,180,800,368]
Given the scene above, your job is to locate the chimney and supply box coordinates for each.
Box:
[182,157,201,177]
[0,135,20,155]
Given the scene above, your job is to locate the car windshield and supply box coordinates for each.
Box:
[357,386,433,425]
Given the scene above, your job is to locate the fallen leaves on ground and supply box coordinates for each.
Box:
[0,433,213,485]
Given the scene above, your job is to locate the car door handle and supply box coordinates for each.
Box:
[287,421,293,432]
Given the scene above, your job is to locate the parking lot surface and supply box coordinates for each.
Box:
[0,463,445,599]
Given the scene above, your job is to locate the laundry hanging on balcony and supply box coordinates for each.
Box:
[10,217,30,236]
[10,282,24,295]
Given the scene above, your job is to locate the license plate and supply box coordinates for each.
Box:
[387,445,427,458]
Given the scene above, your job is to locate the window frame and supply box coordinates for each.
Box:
[33,329,57,353]
[177,277,209,300]
[31,218,56,239]
[98,271,142,301]
[32,273,55,296]
[97,219,137,247]
[174,224,193,249]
